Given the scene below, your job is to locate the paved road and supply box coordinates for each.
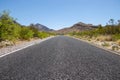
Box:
[0,36,120,80]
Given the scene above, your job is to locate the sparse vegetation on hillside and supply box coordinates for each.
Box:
[69,20,120,42]
[0,11,54,47]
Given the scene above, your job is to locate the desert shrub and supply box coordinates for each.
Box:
[102,42,110,47]
[112,45,119,51]
[37,32,49,39]
[0,11,21,42]
[20,27,34,40]
[29,25,40,37]
[112,34,120,41]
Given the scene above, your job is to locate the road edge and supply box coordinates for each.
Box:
[67,36,120,56]
[0,36,55,58]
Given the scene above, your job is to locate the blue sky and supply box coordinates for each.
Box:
[0,0,120,30]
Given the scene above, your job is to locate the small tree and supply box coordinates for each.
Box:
[108,19,114,26]
[118,20,120,25]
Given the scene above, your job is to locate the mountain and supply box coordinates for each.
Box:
[31,23,54,31]
[57,22,98,34]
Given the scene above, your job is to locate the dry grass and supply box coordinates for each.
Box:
[116,39,120,46]
[96,35,112,41]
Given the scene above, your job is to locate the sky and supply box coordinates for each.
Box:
[0,0,120,30]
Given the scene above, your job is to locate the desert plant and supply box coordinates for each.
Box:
[20,27,34,40]
[112,45,119,51]
[0,11,21,42]
[112,34,120,41]
[102,42,110,47]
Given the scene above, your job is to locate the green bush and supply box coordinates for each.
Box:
[29,25,40,37]
[0,11,21,42]
[20,27,34,40]
[37,32,49,39]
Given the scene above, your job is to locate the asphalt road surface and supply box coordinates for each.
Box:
[0,36,120,80]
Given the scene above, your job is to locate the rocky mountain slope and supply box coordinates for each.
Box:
[57,22,98,34]
[30,23,54,31]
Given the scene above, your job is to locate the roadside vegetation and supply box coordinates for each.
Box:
[69,19,120,51]
[0,11,55,48]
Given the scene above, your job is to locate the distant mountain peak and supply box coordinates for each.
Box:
[31,23,54,31]
[72,22,94,28]
[57,22,98,34]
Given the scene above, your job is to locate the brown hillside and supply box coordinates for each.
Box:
[57,22,98,34]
